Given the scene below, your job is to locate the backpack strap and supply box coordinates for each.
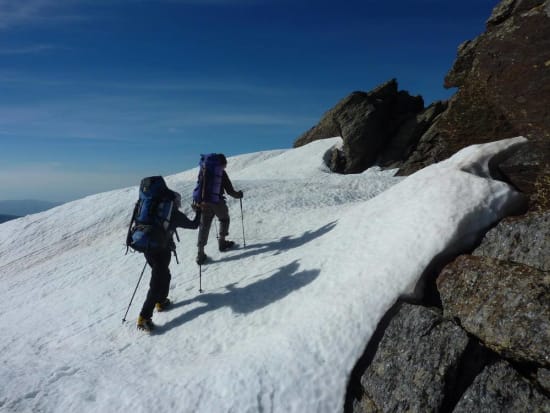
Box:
[200,164,207,204]
[125,201,139,255]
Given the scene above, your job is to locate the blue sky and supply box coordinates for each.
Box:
[0,0,497,202]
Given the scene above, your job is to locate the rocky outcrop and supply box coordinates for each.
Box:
[453,361,550,413]
[438,255,550,367]
[345,2,550,411]
[293,79,427,173]
[296,0,550,209]
[398,0,550,211]
[351,255,550,413]
[376,101,448,169]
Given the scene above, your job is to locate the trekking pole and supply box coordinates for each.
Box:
[199,264,203,293]
[122,260,148,323]
[240,198,246,247]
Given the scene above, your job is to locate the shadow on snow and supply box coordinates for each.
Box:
[214,220,337,264]
[157,260,320,333]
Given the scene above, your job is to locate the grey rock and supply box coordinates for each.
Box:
[293,79,424,173]
[438,255,550,367]
[453,361,550,413]
[538,368,550,393]
[352,396,379,413]
[486,0,516,26]
[377,101,447,169]
[444,38,481,89]
[473,211,550,271]
[497,141,547,198]
[358,303,471,412]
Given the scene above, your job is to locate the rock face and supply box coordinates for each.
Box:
[376,101,448,169]
[438,255,550,367]
[472,211,550,271]
[398,0,550,211]
[293,79,428,173]
[453,361,550,413]
[355,303,485,413]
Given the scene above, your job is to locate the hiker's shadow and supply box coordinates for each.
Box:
[216,221,337,264]
[158,260,320,333]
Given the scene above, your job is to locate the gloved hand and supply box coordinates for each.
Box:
[236,190,244,199]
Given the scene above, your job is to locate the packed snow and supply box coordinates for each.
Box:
[0,136,527,412]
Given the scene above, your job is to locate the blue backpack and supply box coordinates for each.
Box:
[192,154,225,204]
[126,176,177,253]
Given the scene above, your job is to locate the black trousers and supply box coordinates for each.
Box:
[140,248,172,319]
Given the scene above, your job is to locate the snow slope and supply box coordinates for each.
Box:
[0,136,526,412]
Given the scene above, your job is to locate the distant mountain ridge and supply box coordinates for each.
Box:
[0,214,19,224]
[0,200,62,216]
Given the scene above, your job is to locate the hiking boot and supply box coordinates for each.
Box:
[218,239,235,252]
[155,298,171,312]
[137,316,155,332]
[196,251,208,265]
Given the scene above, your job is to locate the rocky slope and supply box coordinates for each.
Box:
[293,0,550,411]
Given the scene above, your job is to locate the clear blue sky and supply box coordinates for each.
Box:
[0,0,497,202]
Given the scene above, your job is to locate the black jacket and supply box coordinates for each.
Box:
[171,209,200,230]
[220,171,242,199]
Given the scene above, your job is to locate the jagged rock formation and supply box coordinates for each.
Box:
[376,101,447,169]
[398,0,550,211]
[345,1,550,411]
[293,79,433,173]
[295,2,550,211]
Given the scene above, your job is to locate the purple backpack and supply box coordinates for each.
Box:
[192,154,225,204]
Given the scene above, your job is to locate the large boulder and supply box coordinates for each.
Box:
[453,361,550,413]
[398,0,550,210]
[472,210,550,271]
[293,79,425,173]
[354,303,487,413]
[437,255,550,367]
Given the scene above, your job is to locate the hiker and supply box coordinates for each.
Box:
[192,154,243,265]
[126,176,201,332]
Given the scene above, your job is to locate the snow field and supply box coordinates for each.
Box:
[0,136,527,412]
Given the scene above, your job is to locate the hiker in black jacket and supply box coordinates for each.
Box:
[194,154,243,265]
[137,194,201,332]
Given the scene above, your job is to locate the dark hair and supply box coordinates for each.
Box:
[219,154,227,165]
